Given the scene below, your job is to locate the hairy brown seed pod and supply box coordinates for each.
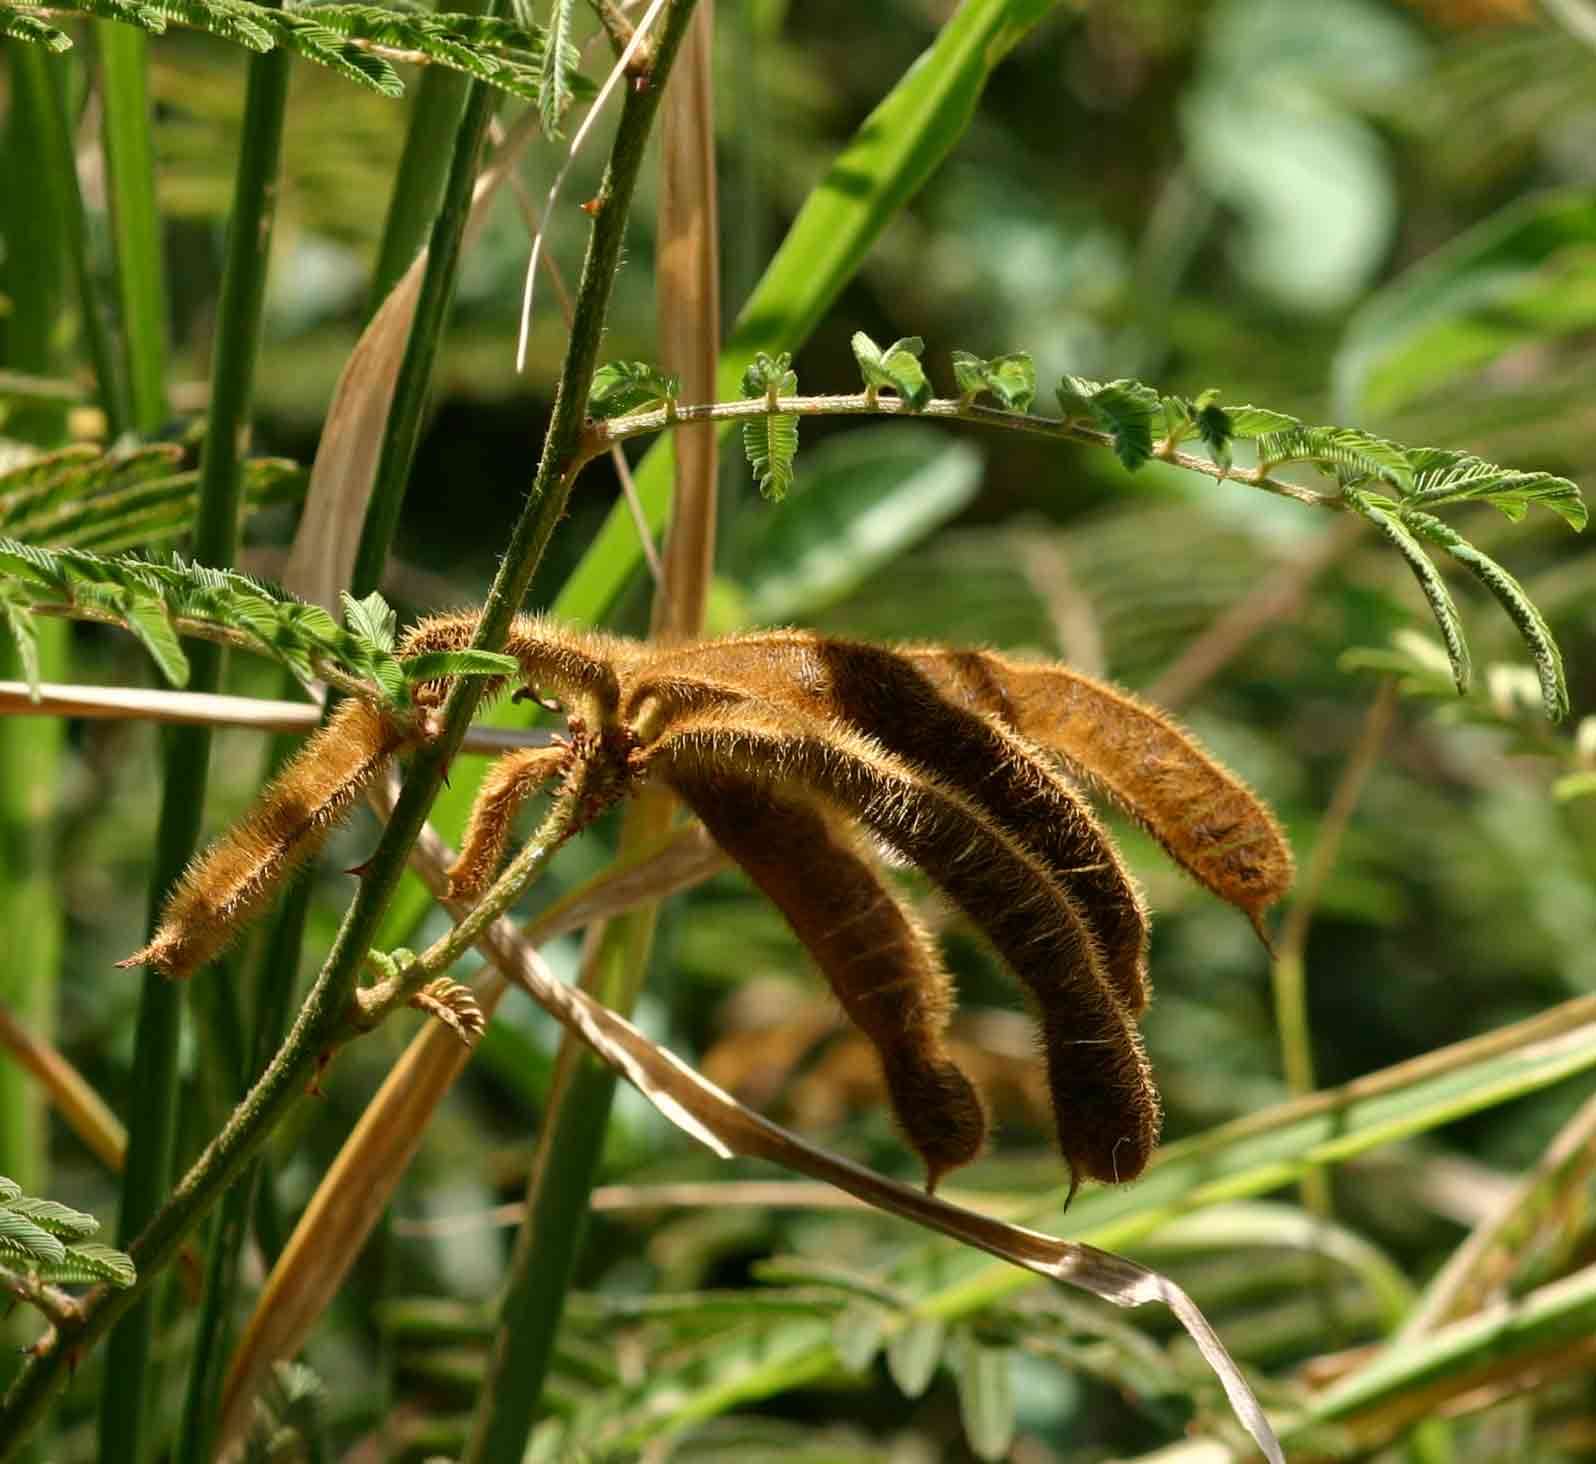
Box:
[122,698,412,979]
[648,706,1161,1186]
[642,634,1151,1014]
[904,648,1294,940]
[670,765,987,1191]
[446,745,570,900]
[398,612,631,730]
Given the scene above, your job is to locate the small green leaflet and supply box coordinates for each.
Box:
[851,331,931,411]
[954,1333,1016,1463]
[33,1241,136,1288]
[1407,447,1586,531]
[1057,375,1161,472]
[1407,511,1569,721]
[886,1317,946,1397]
[0,588,40,700]
[1347,491,1471,697]
[587,361,682,421]
[4,1195,100,1241]
[951,350,1034,412]
[740,352,800,500]
[533,0,578,136]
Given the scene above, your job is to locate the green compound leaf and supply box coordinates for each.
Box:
[1406,511,1569,722]
[951,350,1034,412]
[1225,404,1301,438]
[1346,491,1470,697]
[0,5,71,47]
[400,650,521,683]
[1057,375,1161,472]
[122,591,191,687]
[1406,447,1586,532]
[0,588,40,700]
[851,331,932,411]
[534,0,578,136]
[0,1204,66,1266]
[5,1196,99,1241]
[587,361,682,421]
[341,589,397,653]
[886,1317,946,1398]
[740,352,800,500]
[34,1241,136,1288]
[1256,423,1413,491]
[953,1333,1016,1463]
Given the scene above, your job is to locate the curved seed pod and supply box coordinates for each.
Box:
[398,612,631,729]
[647,706,1160,1187]
[121,698,412,979]
[447,745,571,901]
[670,763,987,1191]
[645,635,1150,1013]
[903,647,1294,940]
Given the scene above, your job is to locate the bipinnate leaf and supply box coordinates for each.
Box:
[34,1241,136,1288]
[587,361,682,420]
[1408,447,1586,531]
[0,6,70,47]
[341,589,397,652]
[1056,376,1161,471]
[1347,491,1471,697]
[534,0,579,136]
[1407,512,1569,721]
[5,1196,99,1241]
[851,331,932,411]
[1256,423,1412,490]
[740,352,800,500]
[0,1205,66,1265]
[954,1332,1016,1462]
[122,592,191,687]
[886,1317,946,1397]
[0,1177,19,1202]
[951,350,1035,412]
[0,588,40,700]
[832,1302,887,1374]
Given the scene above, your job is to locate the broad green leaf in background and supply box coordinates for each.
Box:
[1335,189,1596,418]
[1182,0,1422,314]
[735,423,983,621]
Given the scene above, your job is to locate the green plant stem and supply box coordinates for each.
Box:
[350,36,502,599]
[368,0,486,307]
[160,31,292,1464]
[93,18,182,1460]
[460,818,661,1463]
[97,23,169,432]
[586,392,1348,513]
[0,5,696,1451]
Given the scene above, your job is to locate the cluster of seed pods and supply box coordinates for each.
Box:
[126,615,1293,1194]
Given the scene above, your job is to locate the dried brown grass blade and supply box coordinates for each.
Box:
[0,999,126,1173]
[652,0,719,641]
[282,108,545,609]
[214,813,724,1452]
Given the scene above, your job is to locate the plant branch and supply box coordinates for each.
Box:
[584,394,1349,512]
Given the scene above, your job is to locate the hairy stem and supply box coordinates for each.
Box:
[587,393,1348,512]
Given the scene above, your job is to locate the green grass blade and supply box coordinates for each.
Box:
[97,23,169,432]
